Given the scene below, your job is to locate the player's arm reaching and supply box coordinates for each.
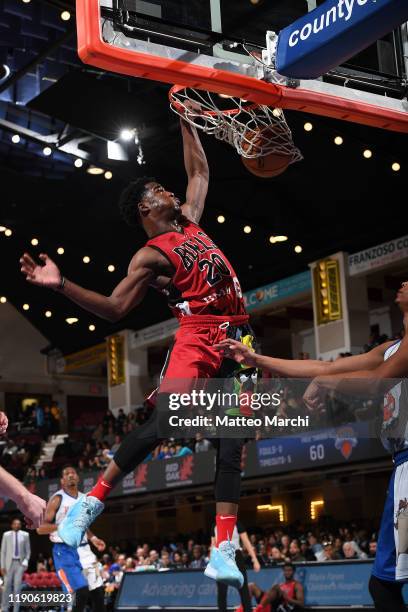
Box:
[36,494,62,535]
[180,114,209,224]
[86,529,106,552]
[20,247,165,322]
[215,338,394,377]
[239,530,261,572]
[0,465,46,529]
[308,332,408,399]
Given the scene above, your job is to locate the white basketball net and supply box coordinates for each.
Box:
[169,87,303,164]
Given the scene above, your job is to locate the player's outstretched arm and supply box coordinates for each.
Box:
[0,466,46,529]
[180,116,209,224]
[215,338,392,378]
[20,248,161,322]
[310,334,408,398]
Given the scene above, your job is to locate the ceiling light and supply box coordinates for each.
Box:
[83,256,91,264]
[45,310,52,318]
[57,247,64,255]
[0,226,6,232]
[5,229,12,237]
[243,225,251,234]
[334,136,343,145]
[0,296,7,304]
[22,0,31,3]
[392,162,400,172]
[120,129,135,142]
[60,10,71,21]
[66,317,78,325]
[217,215,225,224]
[23,303,30,311]
[104,171,113,180]
[108,265,115,272]
[304,122,313,132]
[89,324,96,331]
[11,134,21,144]
[270,235,288,243]
[31,238,39,246]
[87,166,104,175]
[363,149,372,159]
[43,146,52,156]
[294,245,303,253]
[272,108,282,117]
[74,158,83,168]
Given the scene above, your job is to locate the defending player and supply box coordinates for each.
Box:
[37,466,106,612]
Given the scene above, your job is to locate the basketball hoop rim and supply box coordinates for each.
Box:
[169,84,259,117]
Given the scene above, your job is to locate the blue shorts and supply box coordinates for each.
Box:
[372,449,408,583]
[53,543,88,593]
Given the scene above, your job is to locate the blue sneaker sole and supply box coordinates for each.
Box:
[204,565,243,589]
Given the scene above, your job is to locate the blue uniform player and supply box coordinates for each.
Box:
[37,466,106,612]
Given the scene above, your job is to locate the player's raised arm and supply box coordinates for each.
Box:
[180,115,209,224]
[20,247,163,322]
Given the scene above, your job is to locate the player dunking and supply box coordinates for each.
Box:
[20,110,253,588]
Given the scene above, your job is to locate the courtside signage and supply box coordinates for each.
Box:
[276,0,408,79]
[349,235,408,276]
[244,271,311,314]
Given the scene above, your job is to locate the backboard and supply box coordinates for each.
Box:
[76,0,408,132]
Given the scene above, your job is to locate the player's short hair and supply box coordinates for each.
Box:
[60,464,77,478]
[283,562,294,570]
[118,176,156,226]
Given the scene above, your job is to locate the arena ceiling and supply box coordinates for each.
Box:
[1,0,407,354]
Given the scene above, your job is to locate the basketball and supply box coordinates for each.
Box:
[241,127,292,178]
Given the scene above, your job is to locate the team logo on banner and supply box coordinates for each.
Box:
[134,464,149,488]
[179,455,194,481]
[334,426,357,459]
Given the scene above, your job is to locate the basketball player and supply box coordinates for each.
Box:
[20,112,253,588]
[0,411,46,528]
[216,281,408,611]
[37,466,106,612]
[210,519,260,612]
[247,563,304,611]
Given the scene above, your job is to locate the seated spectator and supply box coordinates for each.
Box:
[257,542,271,567]
[194,433,211,453]
[333,537,344,559]
[172,552,184,569]
[321,542,343,561]
[149,550,161,569]
[125,557,136,571]
[189,545,206,569]
[289,539,305,562]
[38,467,47,480]
[300,539,316,561]
[368,540,377,558]
[104,425,116,447]
[181,552,190,568]
[159,551,172,569]
[92,424,104,444]
[111,435,122,455]
[280,534,290,559]
[343,541,367,560]
[116,408,126,434]
[174,442,193,457]
[50,401,60,433]
[270,546,284,564]
[308,533,323,557]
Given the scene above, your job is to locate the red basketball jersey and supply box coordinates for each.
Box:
[145,221,246,319]
[279,579,297,601]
